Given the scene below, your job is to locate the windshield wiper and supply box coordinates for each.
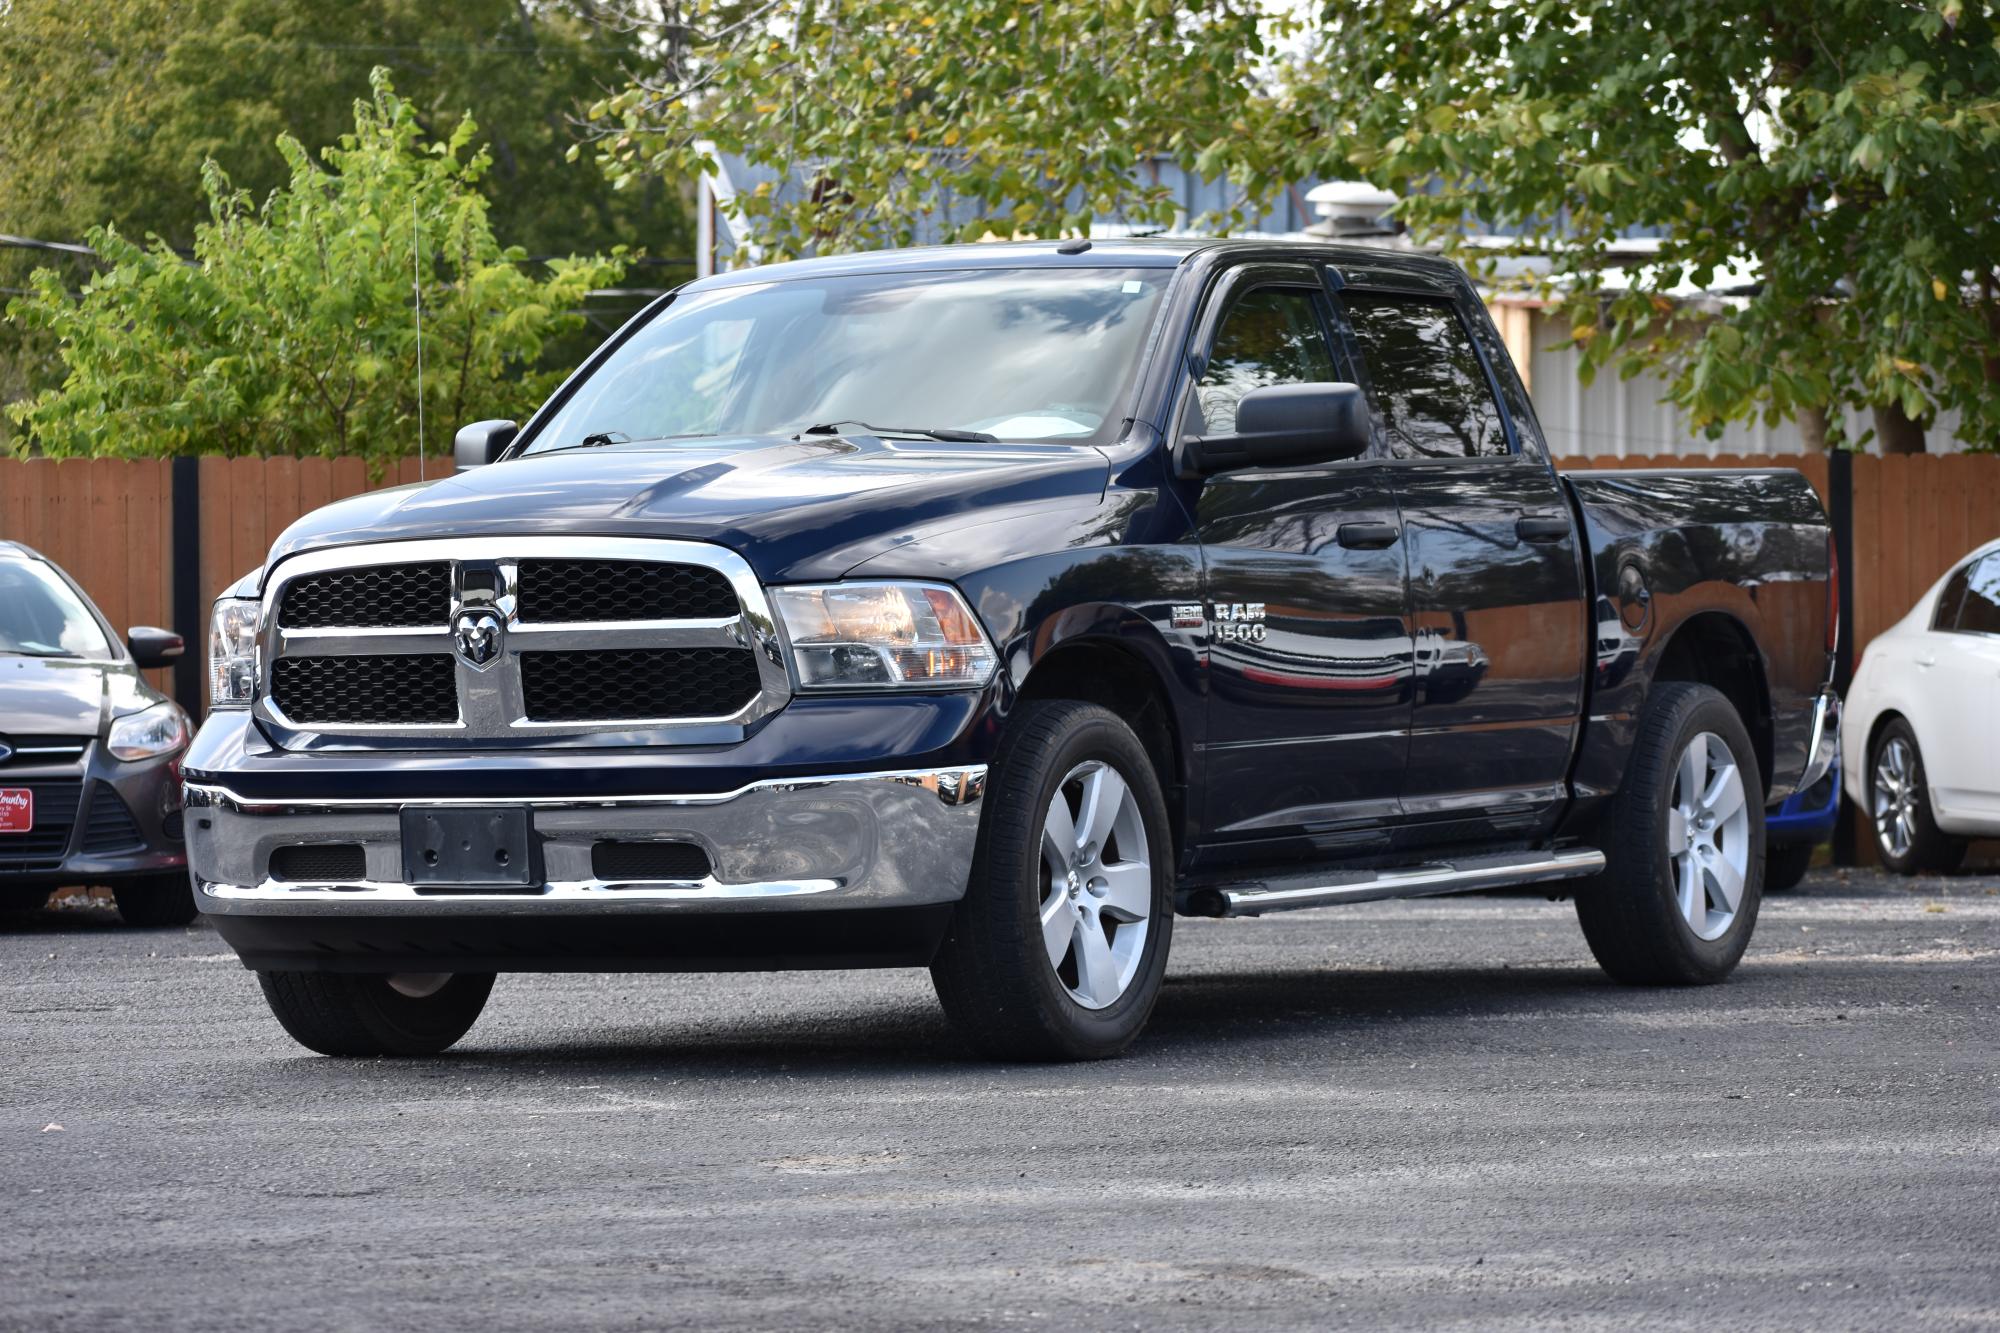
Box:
[577,430,631,449]
[802,421,999,444]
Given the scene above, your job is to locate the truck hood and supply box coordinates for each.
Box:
[0,655,160,739]
[265,434,1111,583]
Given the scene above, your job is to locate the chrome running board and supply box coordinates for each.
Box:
[1183,848,1606,919]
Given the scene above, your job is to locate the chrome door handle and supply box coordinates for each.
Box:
[1915,653,1936,669]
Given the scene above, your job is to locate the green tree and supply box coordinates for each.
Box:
[0,0,693,448]
[1290,0,2000,452]
[0,0,687,260]
[7,70,623,466]
[582,0,1294,259]
[586,0,2000,452]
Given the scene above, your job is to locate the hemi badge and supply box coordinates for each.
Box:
[1170,604,1204,629]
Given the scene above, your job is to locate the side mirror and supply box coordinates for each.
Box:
[1182,382,1372,476]
[126,627,185,669]
[454,419,519,471]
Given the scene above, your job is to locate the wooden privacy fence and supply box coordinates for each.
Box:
[0,451,1996,713]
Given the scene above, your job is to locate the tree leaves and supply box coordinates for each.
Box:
[5,71,625,468]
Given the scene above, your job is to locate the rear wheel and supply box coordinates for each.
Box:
[112,872,199,927]
[257,971,496,1056]
[930,699,1173,1061]
[1868,719,1966,876]
[1576,682,1765,985]
[1763,842,1816,893]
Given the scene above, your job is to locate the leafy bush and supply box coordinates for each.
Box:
[7,69,625,464]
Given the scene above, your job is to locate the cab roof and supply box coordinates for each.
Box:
[685,237,1464,291]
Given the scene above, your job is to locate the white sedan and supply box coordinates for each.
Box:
[1843,537,2000,873]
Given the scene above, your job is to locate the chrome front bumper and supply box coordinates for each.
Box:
[186,765,985,917]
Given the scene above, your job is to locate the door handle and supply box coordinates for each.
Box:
[1516,516,1571,543]
[1915,652,1936,669]
[1337,522,1400,550]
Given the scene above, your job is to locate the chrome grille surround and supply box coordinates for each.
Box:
[253,537,793,751]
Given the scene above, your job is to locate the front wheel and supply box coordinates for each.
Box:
[1576,681,1765,985]
[930,699,1173,1061]
[257,971,496,1056]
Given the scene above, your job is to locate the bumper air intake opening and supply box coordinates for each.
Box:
[591,840,713,883]
[270,843,368,883]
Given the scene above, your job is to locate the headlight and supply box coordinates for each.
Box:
[771,582,998,691]
[107,701,191,761]
[208,597,260,708]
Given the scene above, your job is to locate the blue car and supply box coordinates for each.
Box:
[1766,749,1839,891]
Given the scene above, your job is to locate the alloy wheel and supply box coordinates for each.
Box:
[1873,736,1918,861]
[1038,760,1152,1009]
[1664,730,1750,941]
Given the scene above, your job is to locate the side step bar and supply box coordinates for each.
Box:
[1182,848,1606,919]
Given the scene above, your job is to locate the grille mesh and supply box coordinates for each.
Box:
[270,843,367,882]
[271,655,457,725]
[519,649,761,723]
[279,563,450,628]
[517,559,739,623]
[81,787,145,853]
[592,841,713,882]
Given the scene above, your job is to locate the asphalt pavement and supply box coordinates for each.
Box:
[3,868,1996,1331]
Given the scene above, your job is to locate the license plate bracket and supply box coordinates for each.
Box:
[400,806,536,887]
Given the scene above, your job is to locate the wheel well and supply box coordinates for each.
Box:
[1863,709,1905,771]
[1015,641,1186,851]
[1651,612,1773,795]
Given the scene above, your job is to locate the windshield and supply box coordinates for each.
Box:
[0,559,111,657]
[523,266,1173,453]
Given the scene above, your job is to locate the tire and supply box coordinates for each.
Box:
[1867,718,1966,876]
[931,699,1174,1061]
[257,971,496,1057]
[1576,681,1765,985]
[112,872,199,927]
[1764,842,1816,893]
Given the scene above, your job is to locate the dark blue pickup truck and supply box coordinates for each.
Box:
[184,239,1838,1061]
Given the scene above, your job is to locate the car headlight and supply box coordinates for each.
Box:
[770,582,998,691]
[107,701,191,761]
[208,597,260,708]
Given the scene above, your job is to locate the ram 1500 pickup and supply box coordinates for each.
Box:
[184,239,1838,1061]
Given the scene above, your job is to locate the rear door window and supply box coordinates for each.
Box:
[1339,292,1509,459]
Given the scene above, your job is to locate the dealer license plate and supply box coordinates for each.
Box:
[0,789,31,834]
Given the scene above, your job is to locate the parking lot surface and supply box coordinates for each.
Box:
[4,868,1997,1331]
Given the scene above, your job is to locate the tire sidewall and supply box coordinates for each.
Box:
[1870,719,1926,874]
[1650,692,1765,976]
[1002,708,1174,1051]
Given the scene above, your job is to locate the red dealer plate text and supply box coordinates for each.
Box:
[0,789,32,833]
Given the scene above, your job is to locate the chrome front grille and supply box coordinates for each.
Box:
[254,538,792,750]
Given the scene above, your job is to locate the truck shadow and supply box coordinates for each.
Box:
[235,962,1626,1079]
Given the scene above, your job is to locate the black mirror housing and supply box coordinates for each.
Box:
[1182,382,1372,476]
[454,419,519,471]
[126,626,185,669]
